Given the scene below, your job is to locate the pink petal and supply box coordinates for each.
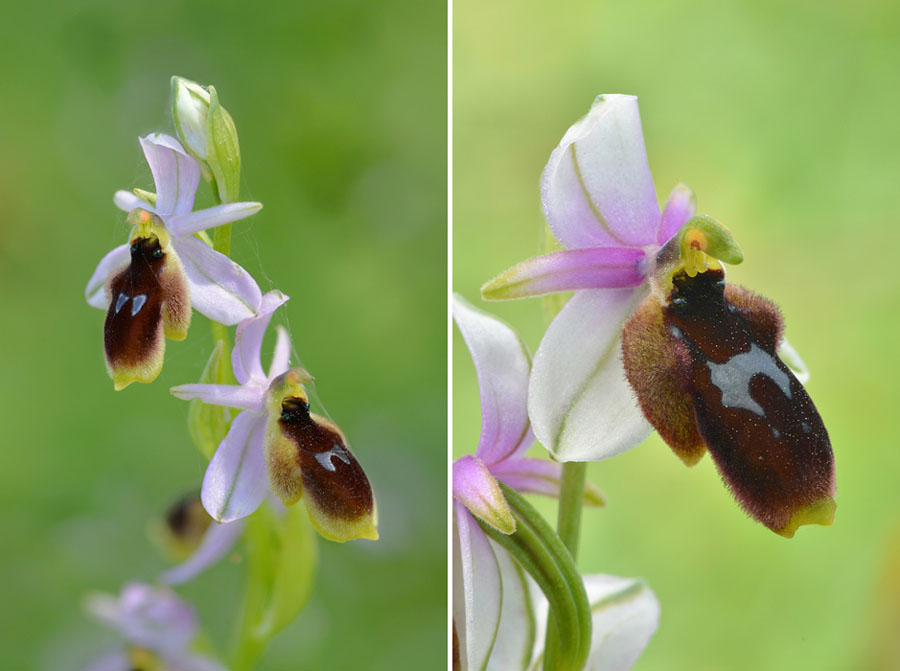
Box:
[657,183,696,245]
[541,95,660,250]
[453,295,533,466]
[161,653,227,671]
[139,134,200,215]
[201,411,268,522]
[232,290,290,386]
[85,244,130,309]
[453,503,503,671]
[160,518,245,585]
[453,455,515,533]
[528,288,652,462]
[175,236,263,326]
[481,247,646,300]
[167,202,263,237]
[86,582,196,654]
[169,383,264,412]
[490,457,565,499]
[84,650,131,671]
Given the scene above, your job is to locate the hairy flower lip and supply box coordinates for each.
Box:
[623,266,836,536]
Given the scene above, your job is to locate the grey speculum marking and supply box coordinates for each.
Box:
[115,292,129,314]
[706,343,792,417]
[315,443,352,472]
[131,294,147,316]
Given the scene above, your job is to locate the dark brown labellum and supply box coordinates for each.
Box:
[623,268,835,536]
[164,491,212,550]
[104,237,167,388]
[267,393,378,541]
[278,398,374,521]
[102,235,190,389]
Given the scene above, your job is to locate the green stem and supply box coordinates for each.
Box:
[208,175,233,372]
[231,510,272,671]
[556,462,587,556]
[543,461,587,670]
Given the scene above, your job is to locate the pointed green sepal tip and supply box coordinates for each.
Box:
[481,267,523,302]
[775,498,836,538]
[206,85,241,204]
[678,215,744,266]
[583,481,606,507]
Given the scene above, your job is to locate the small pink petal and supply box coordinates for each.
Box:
[657,183,696,245]
[482,247,646,300]
[453,455,515,533]
[490,457,565,498]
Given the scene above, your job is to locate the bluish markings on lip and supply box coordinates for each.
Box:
[314,443,352,472]
[131,294,147,316]
[706,343,792,417]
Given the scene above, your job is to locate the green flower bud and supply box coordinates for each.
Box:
[171,77,242,203]
[171,76,212,161]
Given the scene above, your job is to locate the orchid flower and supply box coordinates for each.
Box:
[154,491,245,586]
[85,133,263,389]
[452,295,604,671]
[171,291,378,542]
[84,582,224,671]
[482,95,835,537]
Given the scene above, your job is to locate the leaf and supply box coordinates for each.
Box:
[187,340,232,459]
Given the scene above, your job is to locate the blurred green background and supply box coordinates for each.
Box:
[0,1,445,669]
[454,0,900,669]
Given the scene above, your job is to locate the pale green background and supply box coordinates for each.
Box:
[0,1,446,669]
[454,0,900,669]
